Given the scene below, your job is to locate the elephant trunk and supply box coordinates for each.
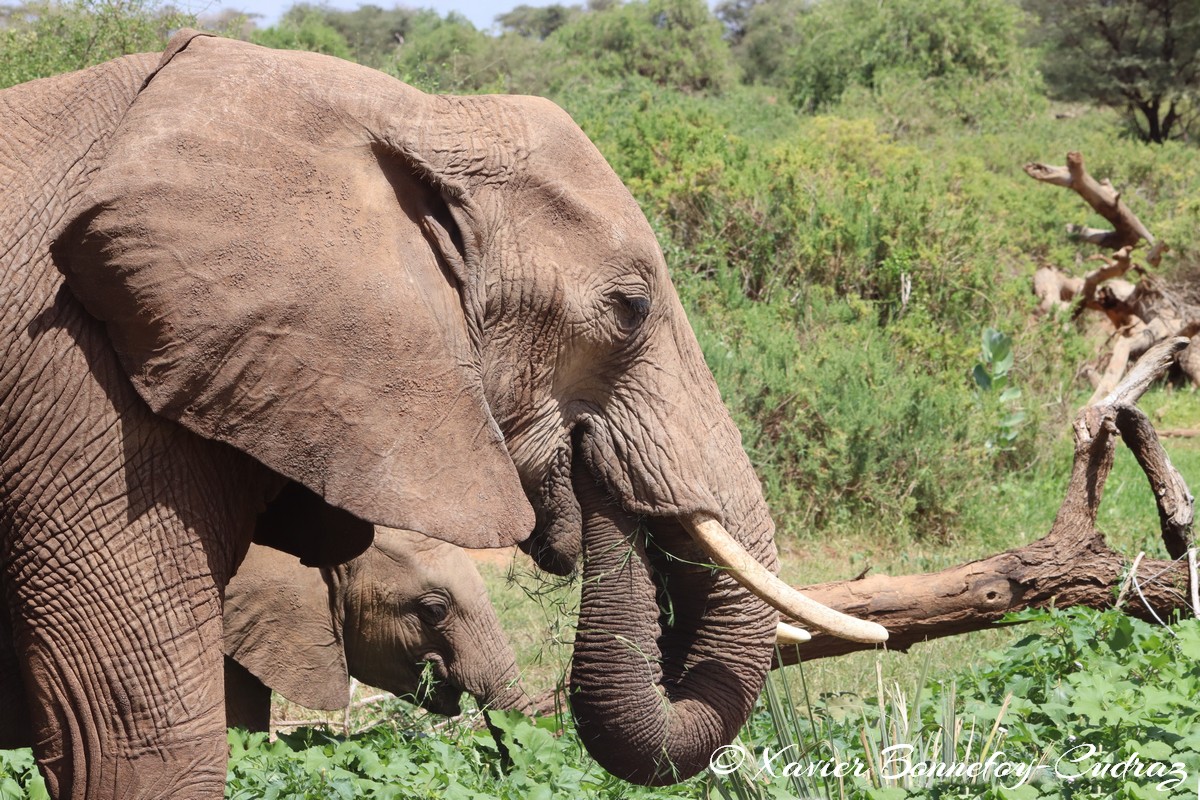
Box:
[568,461,775,785]
[479,674,535,716]
[451,591,535,716]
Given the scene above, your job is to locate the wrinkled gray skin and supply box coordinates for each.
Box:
[222,529,531,731]
[1,30,778,798]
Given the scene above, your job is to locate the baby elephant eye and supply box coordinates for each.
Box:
[417,594,450,625]
[614,293,651,331]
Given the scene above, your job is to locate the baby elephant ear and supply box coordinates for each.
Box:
[224,545,351,711]
[52,36,533,550]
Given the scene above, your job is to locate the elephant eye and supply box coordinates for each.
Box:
[612,292,651,332]
[417,593,450,625]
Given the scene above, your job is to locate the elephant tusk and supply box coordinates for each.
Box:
[682,513,888,644]
[776,622,812,644]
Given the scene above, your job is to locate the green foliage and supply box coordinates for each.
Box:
[273,3,416,68]
[1024,0,1200,143]
[387,12,542,94]
[713,609,1200,799]
[785,0,1032,112]
[250,12,352,60]
[497,3,582,39]
[973,328,1027,455]
[950,607,1200,797]
[0,0,189,88]
[687,283,984,540]
[724,0,808,87]
[547,0,737,93]
[223,715,700,799]
[0,750,47,800]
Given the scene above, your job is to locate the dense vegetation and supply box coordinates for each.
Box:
[1,0,1198,796]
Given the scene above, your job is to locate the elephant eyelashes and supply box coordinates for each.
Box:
[613,293,652,332]
[416,594,450,625]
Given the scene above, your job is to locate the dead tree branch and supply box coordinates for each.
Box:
[1025,152,1200,400]
[1023,152,1155,249]
[776,338,1194,665]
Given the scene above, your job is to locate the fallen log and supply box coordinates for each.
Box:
[777,337,1195,665]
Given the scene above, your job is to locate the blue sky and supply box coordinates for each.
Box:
[196,0,553,29]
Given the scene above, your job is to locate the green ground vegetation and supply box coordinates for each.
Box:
[2,0,1199,796]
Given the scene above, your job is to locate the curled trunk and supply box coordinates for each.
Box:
[568,463,775,785]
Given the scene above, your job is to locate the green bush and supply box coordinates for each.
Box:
[0,0,189,88]
[250,13,353,60]
[546,0,736,94]
[716,608,1200,799]
[786,0,1032,112]
[387,12,542,94]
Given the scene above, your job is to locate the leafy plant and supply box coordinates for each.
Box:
[973,328,1027,454]
[0,750,48,800]
[0,0,191,89]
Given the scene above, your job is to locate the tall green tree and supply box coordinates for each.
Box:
[496,3,581,39]
[251,11,352,59]
[275,3,420,68]
[1025,0,1200,143]
[719,0,809,86]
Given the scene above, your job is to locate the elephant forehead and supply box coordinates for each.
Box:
[370,528,478,580]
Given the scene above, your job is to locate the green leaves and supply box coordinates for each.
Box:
[974,328,1015,391]
[973,328,1027,454]
[0,751,47,800]
[221,714,690,800]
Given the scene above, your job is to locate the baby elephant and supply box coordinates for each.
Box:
[223,528,530,731]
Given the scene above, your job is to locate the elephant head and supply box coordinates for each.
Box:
[222,530,529,730]
[50,31,883,784]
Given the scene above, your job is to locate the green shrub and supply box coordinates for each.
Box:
[0,0,190,88]
[546,0,736,93]
[387,12,543,94]
[786,0,1032,112]
[250,13,353,60]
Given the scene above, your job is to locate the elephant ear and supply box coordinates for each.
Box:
[224,546,351,711]
[51,34,533,550]
[256,482,374,568]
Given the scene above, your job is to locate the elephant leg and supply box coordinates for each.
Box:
[1,282,268,799]
[0,590,32,749]
[223,658,272,733]
[8,494,254,800]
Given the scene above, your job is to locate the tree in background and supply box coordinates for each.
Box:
[250,10,353,59]
[549,0,736,92]
[496,3,581,39]
[271,3,422,67]
[0,0,189,88]
[717,0,808,86]
[391,9,542,91]
[784,0,1027,111]
[1024,0,1200,143]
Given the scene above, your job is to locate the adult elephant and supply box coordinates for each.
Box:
[223,529,531,731]
[0,29,883,799]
